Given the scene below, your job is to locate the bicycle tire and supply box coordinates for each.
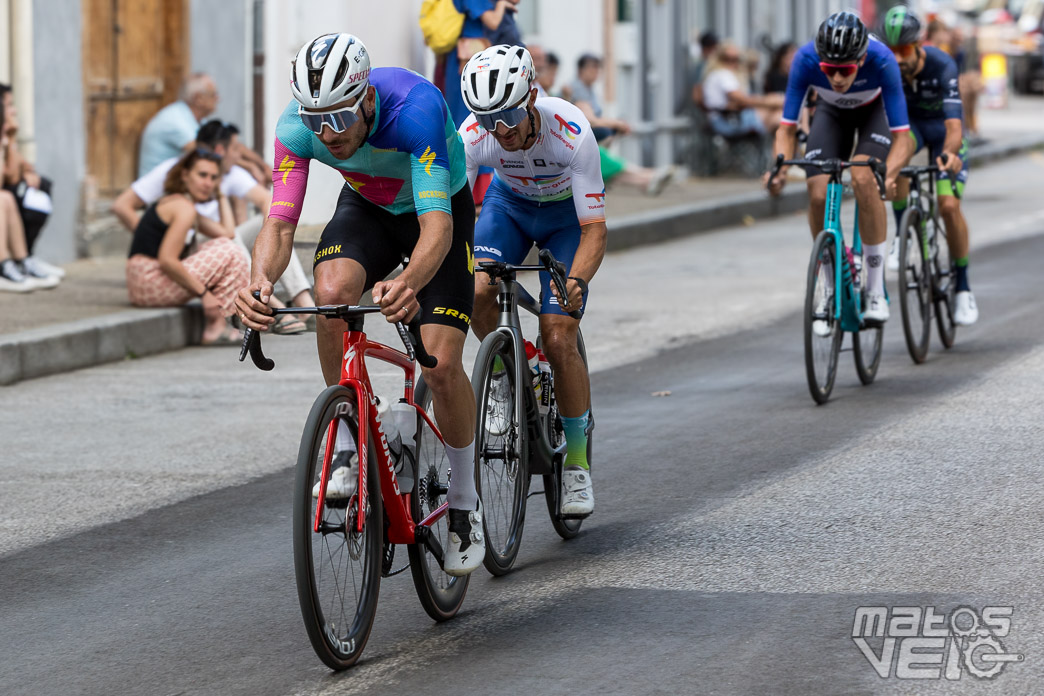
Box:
[852,251,884,385]
[897,207,932,364]
[293,385,382,671]
[931,214,958,349]
[805,231,843,404]
[542,330,591,539]
[406,375,470,621]
[471,331,528,575]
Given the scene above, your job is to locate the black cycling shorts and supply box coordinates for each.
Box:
[803,98,893,178]
[313,184,476,334]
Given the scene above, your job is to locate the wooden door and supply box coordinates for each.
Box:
[83,0,187,195]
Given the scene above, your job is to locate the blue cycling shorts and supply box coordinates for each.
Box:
[909,119,969,196]
[474,178,588,317]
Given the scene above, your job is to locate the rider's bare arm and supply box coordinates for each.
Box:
[942,117,963,168]
[402,210,453,292]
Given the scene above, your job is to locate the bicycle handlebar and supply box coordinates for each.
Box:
[538,249,583,320]
[769,154,887,199]
[899,153,962,201]
[238,292,438,371]
[477,251,584,320]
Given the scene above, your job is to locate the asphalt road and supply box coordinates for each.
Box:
[3,155,1044,694]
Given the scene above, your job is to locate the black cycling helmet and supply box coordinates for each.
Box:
[816,11,870,64]
[880,5,922,47]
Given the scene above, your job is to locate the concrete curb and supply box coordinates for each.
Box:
[605,135,1044,252]
[4,135,1043,387]
[0,306,201,386]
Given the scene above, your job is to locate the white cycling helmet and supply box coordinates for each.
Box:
[290,33,371,110]
[461,44,535,127]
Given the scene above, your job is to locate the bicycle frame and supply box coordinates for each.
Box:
[490,271,566,476]
[822,173,866,333]
[312,318,449,553]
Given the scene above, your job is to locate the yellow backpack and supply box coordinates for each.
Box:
[419,0,466,55]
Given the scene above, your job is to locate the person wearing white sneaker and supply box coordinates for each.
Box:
[880,7,978,327]
[461,46,603,520]
[0,257,34,292]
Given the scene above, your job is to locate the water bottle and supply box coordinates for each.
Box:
[538,353,551,417]
[390,400,416,492]
[375,396,402,460]
[524,340,541,403]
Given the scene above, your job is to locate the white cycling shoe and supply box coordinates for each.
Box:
[484,371,513,437]
[812,294,832,337]
[560,467,594,517]
[954,291,979,326]
[863,293,890,325]
[312,451,358,499]
[444,501,484,576]
[887,237,900,272]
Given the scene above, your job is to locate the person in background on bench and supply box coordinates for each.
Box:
[0,83,63,286]
[125,149,247,345]
[138,73,219,177]
[114,120,314,334]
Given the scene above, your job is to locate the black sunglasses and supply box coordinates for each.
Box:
[193,148,223,162]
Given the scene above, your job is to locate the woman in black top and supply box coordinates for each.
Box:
[126,149,248,344]
[763,42,796,95]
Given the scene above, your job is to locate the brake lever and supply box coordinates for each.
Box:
[538,249,582,320]
[239,290,275,370]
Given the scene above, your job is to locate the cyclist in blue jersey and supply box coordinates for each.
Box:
[235,33,485,576]
[880,6,978,325]
[766,12,916,326]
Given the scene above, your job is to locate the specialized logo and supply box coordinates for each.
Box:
[852,605,1023,680]
[466,242,475,274]
[315,244,343,263]
[310,35,335,65]
[278,155,296,185]
[432,306,472,325]
[419,147,437,175]
[343,344,357,370]
[554,114,582,139]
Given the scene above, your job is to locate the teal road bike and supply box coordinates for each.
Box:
[770,155,889,405]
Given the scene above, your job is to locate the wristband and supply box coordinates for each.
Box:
[568,276,589,294]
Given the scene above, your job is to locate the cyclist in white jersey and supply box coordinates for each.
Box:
[459,45,606,516]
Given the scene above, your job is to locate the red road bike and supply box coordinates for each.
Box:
[241,302,471,670]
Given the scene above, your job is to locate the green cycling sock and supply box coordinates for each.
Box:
[561,410,590,470]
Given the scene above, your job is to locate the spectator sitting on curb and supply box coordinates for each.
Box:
[0,104,59,293]
[1,83,64,283]
[701,42,783,137]
[126,149,247,345]
[138,73,219,177]
[224,122,273,190]
[113,120,314,334]
[569,53,671,196]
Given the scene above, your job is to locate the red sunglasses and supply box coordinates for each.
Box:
[819,62,858,78]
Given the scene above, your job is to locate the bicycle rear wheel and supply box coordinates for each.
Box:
[805,231,843,404]
[931,215,958,349]
[406,375,470,620]
[542,330,591,539]
[294,385,382,671]
[472,331,528,575]
[897,207,932,363]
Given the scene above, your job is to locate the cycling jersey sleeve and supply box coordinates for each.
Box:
[400,84,455,216]
[879,56,910,132]
[458,117,481,191]
[570,130,606,226]
[269,136,311,226]
[941,59,963,121]
[781,47,814,125]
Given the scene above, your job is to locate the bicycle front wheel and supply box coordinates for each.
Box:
[472,331,528,575]
[406,375,470,620]
[897,207,931,363]
[294,385,382,671]
[805,231,843,404]
[931,214,958,349]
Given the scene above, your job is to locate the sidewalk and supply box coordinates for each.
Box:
[3,96,1043,385]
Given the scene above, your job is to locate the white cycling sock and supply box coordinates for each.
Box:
[445,440,479,510]
[864,242,887,296]
[334,418,358,454]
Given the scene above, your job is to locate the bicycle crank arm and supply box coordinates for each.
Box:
[413,525,445,566]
